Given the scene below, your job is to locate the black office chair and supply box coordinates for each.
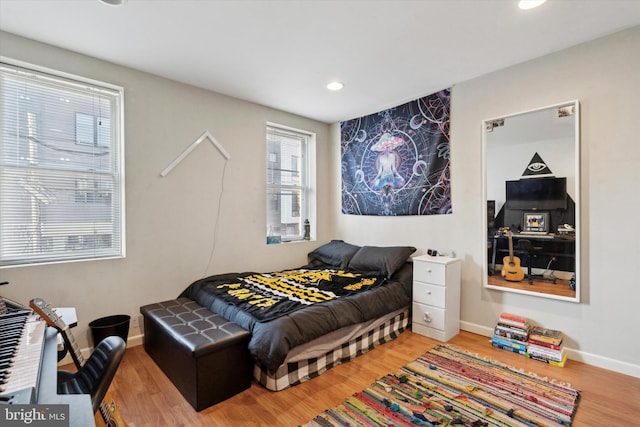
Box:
[518,239,556,285]
[57,336,126,414]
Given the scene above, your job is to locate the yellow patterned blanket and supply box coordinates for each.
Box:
[196,269,385,321]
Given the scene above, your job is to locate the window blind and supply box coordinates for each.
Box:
[0,62,125,267]
[266,125,308,241]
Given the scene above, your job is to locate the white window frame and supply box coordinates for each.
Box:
[0,58,125,268]
[266,123,316,243]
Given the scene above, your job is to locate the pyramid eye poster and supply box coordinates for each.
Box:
[341,88,452,216]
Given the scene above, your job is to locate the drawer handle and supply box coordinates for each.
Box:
[423,313,432,323]
[426,268,432,273]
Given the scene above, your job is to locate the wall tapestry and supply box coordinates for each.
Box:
[341,88,451,216]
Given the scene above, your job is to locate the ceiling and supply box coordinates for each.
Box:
[1,0,639,124]
[488,102,577,148]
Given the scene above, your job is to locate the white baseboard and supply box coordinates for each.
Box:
[60,325,640,379]
[563,348,640,378]
[127,333,144,348]
[460,320,494,338]
[460,321,640,378]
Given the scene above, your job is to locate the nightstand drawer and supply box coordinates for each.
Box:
[413,282,446,307]
[412,303,445,330]
[413,261,446,285]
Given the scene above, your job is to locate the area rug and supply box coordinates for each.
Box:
[303,345,580,427]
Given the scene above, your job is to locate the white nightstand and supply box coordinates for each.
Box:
[411,254,461,342]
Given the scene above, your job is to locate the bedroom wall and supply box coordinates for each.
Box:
[0,31,332,349]
[486,135,576,213]
[331,26,640,377]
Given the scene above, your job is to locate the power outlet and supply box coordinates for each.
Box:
[130,315,140,330]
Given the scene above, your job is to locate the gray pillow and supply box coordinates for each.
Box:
[348,245,416,278]
[307,240,361,269]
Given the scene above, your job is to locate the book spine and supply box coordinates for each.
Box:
[499,312,529,325]
[527,343,564,354]
[529,327,563,345]
[492,341,527,355]
[496,322,529,333]
[526,352,567,367]
[548,356,568,368]
[528,335,563,346]
[527,347,565,362]
[491,335,527,351]
[497,318,530,330]
[494,325,528,342]
[527,338,562,350]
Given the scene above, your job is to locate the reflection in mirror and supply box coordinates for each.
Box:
[483,101,580,302]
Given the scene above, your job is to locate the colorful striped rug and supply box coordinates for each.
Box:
[304,345,580,427]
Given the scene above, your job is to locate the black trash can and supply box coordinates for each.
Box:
[88,314,130,347]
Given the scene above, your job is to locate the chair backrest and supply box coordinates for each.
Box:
[57,335,126,414]
[82,336,127,412]
[29,297,126,415]
[518,239,533,252]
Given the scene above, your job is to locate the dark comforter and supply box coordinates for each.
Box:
[179,262,413,372]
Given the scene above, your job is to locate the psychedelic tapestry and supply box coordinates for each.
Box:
[341,88,451,216]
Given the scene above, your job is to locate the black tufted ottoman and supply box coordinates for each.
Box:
[140,298,253,411]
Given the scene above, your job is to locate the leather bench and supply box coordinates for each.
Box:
[140,297,252,411]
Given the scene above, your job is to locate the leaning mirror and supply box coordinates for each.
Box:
[482,101,580,302]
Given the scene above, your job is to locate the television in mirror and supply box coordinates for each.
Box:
[505,177,567,210]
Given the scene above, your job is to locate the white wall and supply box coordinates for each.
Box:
[332,27,640,377]
[0,31,332,349]
[487,136,576,212]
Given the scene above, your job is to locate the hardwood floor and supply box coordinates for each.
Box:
[100,330,640,426]
[487,273,576,298]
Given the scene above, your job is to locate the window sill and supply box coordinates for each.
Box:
[266,237,315,245]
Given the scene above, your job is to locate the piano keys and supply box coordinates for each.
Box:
[0,314,45,401]
[0,307,95,426]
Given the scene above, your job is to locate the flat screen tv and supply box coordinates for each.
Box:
[505,177,567,210]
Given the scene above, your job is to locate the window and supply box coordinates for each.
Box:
[0,60,125,268]
[266,124,315,242]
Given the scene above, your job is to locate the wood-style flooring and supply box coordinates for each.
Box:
[487,273,576,298]
[96,330,639,426]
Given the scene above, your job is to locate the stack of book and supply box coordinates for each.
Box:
[491,312,530,355]
[527,326,567,367]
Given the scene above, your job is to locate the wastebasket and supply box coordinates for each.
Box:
[88,314,130,347]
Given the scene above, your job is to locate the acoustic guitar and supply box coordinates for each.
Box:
[501,232,524,282]
[29,298,128,427]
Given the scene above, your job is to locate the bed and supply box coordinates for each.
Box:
[179,240,415,391]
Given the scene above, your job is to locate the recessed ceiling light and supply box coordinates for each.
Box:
[326,81,344,91]
[99,0,127,6]
[518,0,546,10]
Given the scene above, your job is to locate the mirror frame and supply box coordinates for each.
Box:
[482,101,580,302]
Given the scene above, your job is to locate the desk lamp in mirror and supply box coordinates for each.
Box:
[482,101,580,302]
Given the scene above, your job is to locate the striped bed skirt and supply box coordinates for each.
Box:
[253,308,410,391]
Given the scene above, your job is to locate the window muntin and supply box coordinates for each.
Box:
[266,125,312,242]
[0,61,125,267]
